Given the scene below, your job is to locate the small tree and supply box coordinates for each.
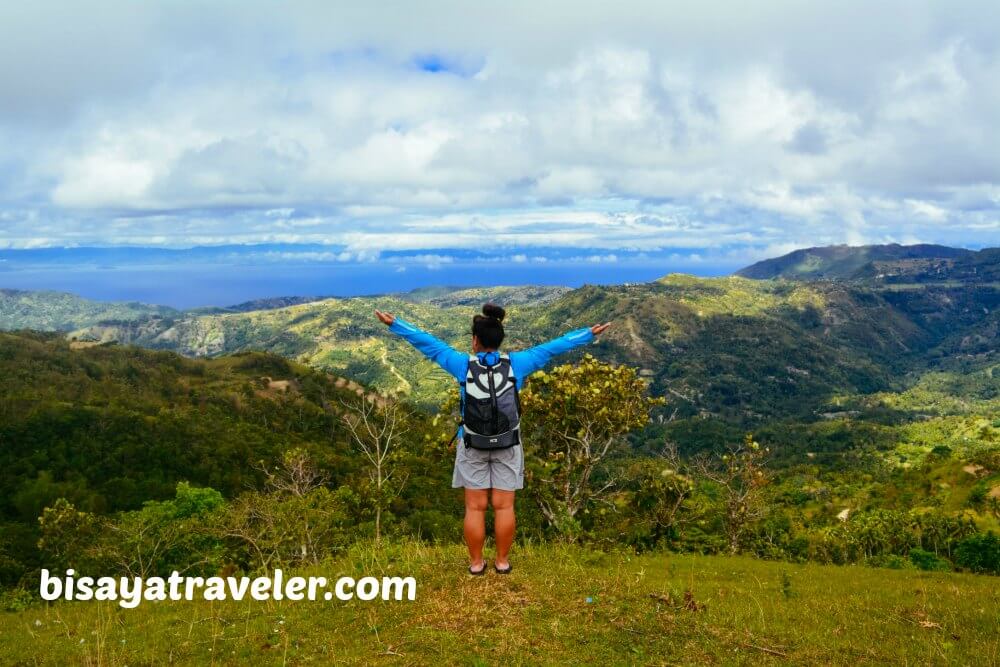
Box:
[520,355,664,537]
[107,483,226,577]
[693,434,771,554]
[39,488,227,580]
[339,397,409,542]
[648,441,697,540]
[954,532,1000,574]
[226,449,354,569]
[37,499,100,574]
[618,442,696,548]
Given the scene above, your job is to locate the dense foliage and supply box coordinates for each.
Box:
[0,333,456,588]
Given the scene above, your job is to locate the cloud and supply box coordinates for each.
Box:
[0,1,998,255]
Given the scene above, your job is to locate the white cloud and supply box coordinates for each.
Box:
[0,1,998,254]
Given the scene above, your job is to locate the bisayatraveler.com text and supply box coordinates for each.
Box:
[40,569,416,608]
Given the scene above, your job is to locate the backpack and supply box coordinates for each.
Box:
[461,353,521,450]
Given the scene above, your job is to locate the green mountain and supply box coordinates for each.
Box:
[398,284,572,308]
[0,288,177,331]
[852,247,1000,285]
[58,273,997,427]
[186,295,332,315]
[45,268,999,534]
[736,243,973,280]
[0,330,459,587]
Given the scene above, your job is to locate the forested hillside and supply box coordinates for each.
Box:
[735,243,974,280]
[0,288,177,331]
[0,332,454,588]
[737,243,1000,286]
[62,272,1000,423]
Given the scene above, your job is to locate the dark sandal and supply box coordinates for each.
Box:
[494,562,512,575]
[468,561,487,576]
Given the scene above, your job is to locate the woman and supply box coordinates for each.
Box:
[375,304,611,575]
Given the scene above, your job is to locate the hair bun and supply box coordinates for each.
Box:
[482,303,506,322]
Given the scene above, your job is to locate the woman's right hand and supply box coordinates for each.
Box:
[590,322,612,335]
[375,310,395,326]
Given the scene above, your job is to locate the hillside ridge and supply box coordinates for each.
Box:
[735,242,986,281]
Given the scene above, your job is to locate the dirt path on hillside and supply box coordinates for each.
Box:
[380,347,412,394]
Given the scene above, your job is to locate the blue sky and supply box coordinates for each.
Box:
[1,1,999,269]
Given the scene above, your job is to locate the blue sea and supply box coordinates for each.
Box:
[0,259,739,309]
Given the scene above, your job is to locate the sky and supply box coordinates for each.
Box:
[1,1,999,270]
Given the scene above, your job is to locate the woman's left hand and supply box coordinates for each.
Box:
[591,322,612,335]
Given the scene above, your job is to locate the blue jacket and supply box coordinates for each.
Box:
[388,318,594,388]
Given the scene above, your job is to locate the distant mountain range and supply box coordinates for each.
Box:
[1,243,997,423]
[0,288,179,331]
[48,277,1000,422]
[735,243,999,282]
[0,285,571,332]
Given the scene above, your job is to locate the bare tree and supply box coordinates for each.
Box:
[261,448,329,561]
[651,441,697,537]
[339,396,409,542]
[226,449,346,568]
[258,447,328,498]
[535,418,621,529]
[692,434,771,554]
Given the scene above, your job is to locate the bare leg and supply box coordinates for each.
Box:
[491,489,516,569]
[464,489,489,571]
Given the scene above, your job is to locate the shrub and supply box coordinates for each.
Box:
[37,498,100,574]
[954,532,1000,574]
[225,485,356,571]
[805,526,852,565]
[967,482,988,508]
[103,482,227,578]
[404,509,456,543]
[521,356,664,538]
[908,548,952,571]
[0,587,32,612]
[869,554,911,570]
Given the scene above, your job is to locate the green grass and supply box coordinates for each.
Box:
[3,542,999,665]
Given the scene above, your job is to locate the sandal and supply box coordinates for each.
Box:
[494,562,512,575]
[468,560,487,576]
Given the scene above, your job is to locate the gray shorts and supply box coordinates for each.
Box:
[452,441,524,491]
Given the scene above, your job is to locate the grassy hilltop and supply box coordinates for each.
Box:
[1,542,998,666]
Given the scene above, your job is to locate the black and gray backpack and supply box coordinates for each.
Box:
[461,353,521,450]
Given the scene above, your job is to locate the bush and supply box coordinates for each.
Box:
[106,482,227,578]
[0,587,32,612]
[967,483,989,508]
[37,498,101,574]
[908,548,952,571]
[404,509,456,543]
[954,532,1000,574]
[868,554,911,570]
[224,485,356,570]
[805,526,851,565]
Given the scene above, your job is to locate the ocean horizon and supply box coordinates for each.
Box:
[0,259,741,309]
